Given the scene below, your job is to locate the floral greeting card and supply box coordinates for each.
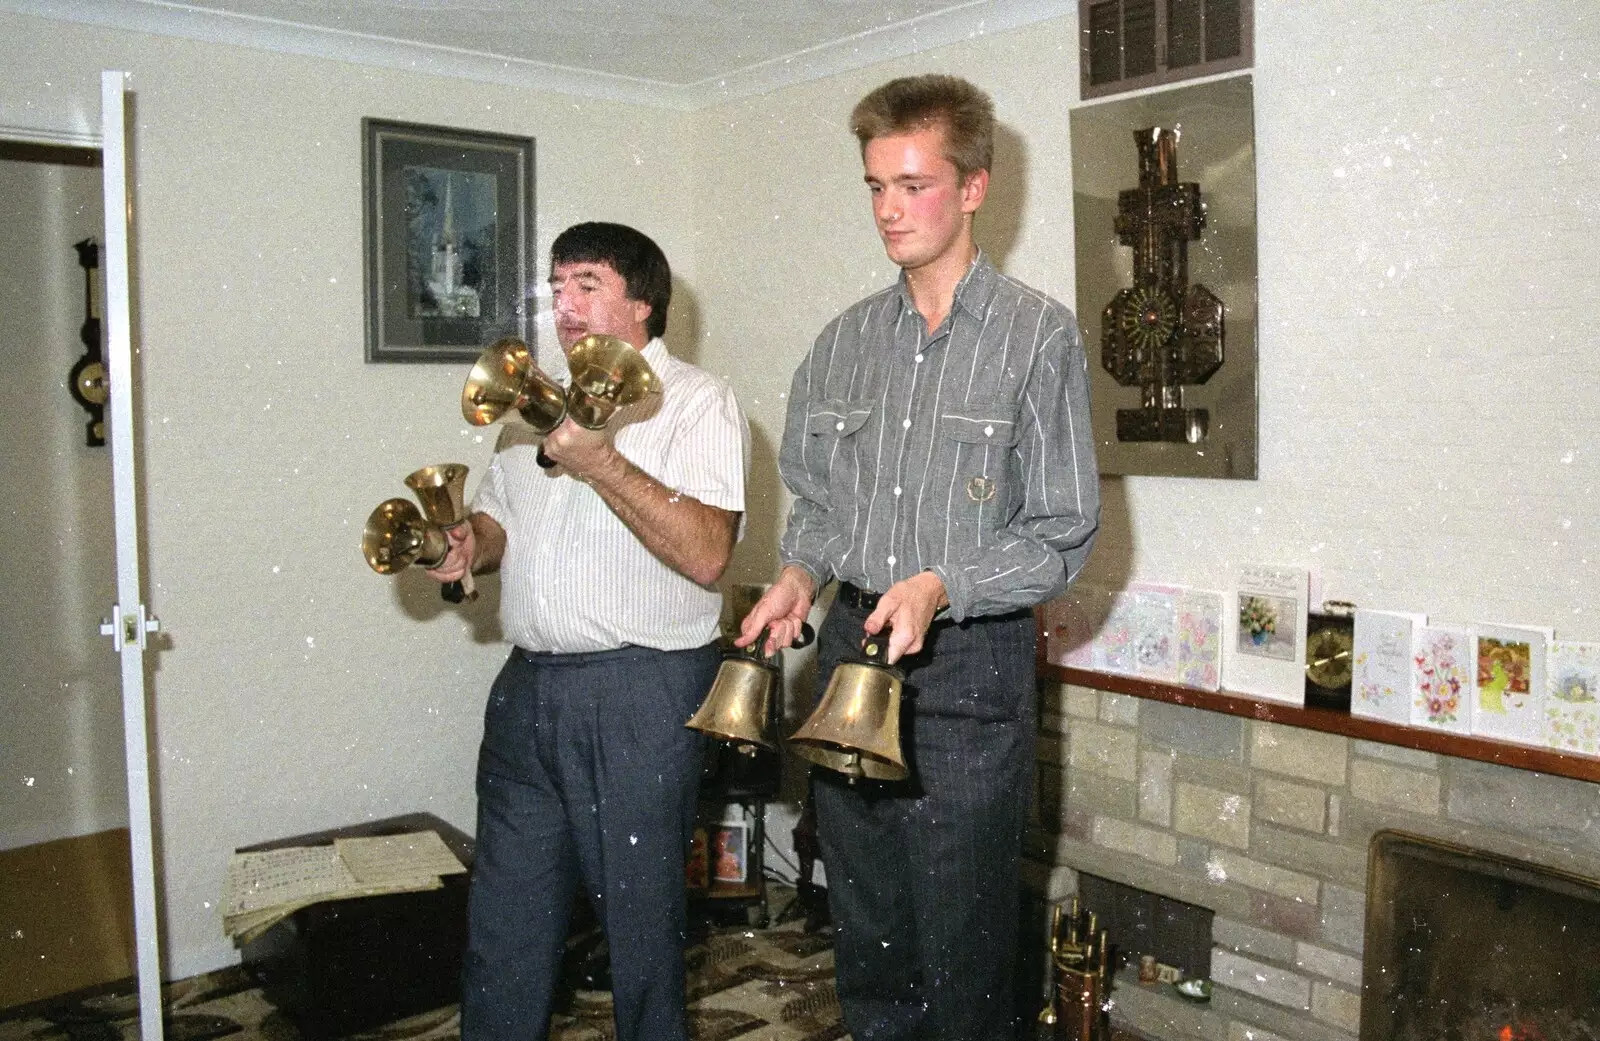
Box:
[1544,642,1600,758]
[1352,609,1426,725]
[1173,589,1224,691]
[1042,583,1222,691]
[1411,625,1474,734]
[1225,565,1309,704]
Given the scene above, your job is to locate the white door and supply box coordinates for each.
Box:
[99,69,165,1041]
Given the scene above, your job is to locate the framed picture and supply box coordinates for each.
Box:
[362,118,535,362]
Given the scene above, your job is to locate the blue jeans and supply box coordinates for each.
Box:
[460,643,716,1041]
[812,600,1037,1041]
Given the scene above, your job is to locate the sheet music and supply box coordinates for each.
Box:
[335,831,466,887]
[223,845,357,917]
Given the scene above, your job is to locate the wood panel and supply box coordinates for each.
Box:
[0,829,134,1011]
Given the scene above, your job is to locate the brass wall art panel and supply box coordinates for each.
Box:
[1071,75,1258,479]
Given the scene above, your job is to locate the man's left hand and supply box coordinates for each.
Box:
[864,571,949,664]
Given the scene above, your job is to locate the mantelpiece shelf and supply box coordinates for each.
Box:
[1040,662,1600,785]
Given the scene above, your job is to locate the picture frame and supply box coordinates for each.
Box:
[362,118,535,363]
[1070,75,1259,479]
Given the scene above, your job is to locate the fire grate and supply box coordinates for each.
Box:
[1362,830,1600,1041]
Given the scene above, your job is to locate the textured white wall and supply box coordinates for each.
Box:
[1,12,698,978]
[694,2,1600,636]
[0,156,126,850]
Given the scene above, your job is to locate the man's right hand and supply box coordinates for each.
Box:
[735,565,817,656]
[425,521,476,584]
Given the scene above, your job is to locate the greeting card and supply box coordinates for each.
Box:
[1545,642,1600,757]
[1042,583,1223,691]
[1411,625,1474,734]
[1352,609,1427,725]
[1041,585,1108,669]
[1171,588,1225,692]
[1225,566,1309,704]
[1468,623,1551,747]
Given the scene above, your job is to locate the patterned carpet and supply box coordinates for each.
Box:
[0,900,844,1041]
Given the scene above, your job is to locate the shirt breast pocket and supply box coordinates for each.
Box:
[804,399,874,502]
[938,402,1019,518]
[805,400,873,440]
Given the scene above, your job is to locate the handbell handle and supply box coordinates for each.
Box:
[746,622,815,662]
[859,625,893,666]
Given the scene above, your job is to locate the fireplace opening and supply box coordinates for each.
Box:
[1077,872,1213,982]
[1362,830,1600,1041]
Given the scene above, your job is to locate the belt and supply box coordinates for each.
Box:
[834,581,1034,627]
[837,581,881,611]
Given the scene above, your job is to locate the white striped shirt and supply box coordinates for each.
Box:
[474,338,749,654]
[778,253,1100,622]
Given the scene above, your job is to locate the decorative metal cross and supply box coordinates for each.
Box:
[1101,127,1224,444]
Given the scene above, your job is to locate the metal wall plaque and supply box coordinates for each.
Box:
[1071,75,1258,479]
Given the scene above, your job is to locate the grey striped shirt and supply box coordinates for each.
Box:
[778,253,1099,622]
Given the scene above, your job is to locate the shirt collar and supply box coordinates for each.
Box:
[892,249,998,326]
[640,336,669,371]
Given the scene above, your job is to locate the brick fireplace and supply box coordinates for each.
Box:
[1024,679,1600,1041]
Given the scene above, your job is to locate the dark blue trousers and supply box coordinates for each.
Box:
[812,599,1037,1041]
[460,643,716,1041]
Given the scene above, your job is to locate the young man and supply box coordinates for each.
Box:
[738,75,1100,1039]
[428,222,749,1041]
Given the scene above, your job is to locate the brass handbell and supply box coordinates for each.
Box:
[362,498,448,574]
[564,333,661,429]
[686,624,815,754]
[460,336,568,432]
[788,629,908,782]
[403,463,476,603]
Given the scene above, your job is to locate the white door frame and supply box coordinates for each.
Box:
[99,69,165,1041]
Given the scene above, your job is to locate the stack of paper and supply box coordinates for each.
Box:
[223,830,466,944]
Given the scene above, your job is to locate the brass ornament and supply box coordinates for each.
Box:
[563,333,662,429]
[362,498,448,574]
[460,336,567,432]
[361,463,477,604]
[404,463,477,603]
[788,630,907,782]
[686,624,815,753]
[75,360,109,405]
[1101,127,1225,445]
[460,333,660,470]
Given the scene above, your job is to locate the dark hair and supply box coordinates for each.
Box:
[849,74,995,178]
[550,222,672,339]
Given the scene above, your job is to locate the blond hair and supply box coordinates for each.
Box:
[849,74,995,178]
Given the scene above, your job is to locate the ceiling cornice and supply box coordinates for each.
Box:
[3,0,1075,111]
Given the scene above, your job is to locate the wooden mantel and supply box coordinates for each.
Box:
[1039,661,1600,785]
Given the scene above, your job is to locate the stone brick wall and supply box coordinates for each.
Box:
[1025,681,1600,1041]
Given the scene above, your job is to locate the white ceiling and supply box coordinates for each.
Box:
[7,0,1075,109]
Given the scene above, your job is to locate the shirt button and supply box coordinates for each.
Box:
[893,486,903,496]
[914,353,924,363]
[836,421,845,431]
[984,425,995,437]
[887,555,897,566]
[902,419,911,429]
